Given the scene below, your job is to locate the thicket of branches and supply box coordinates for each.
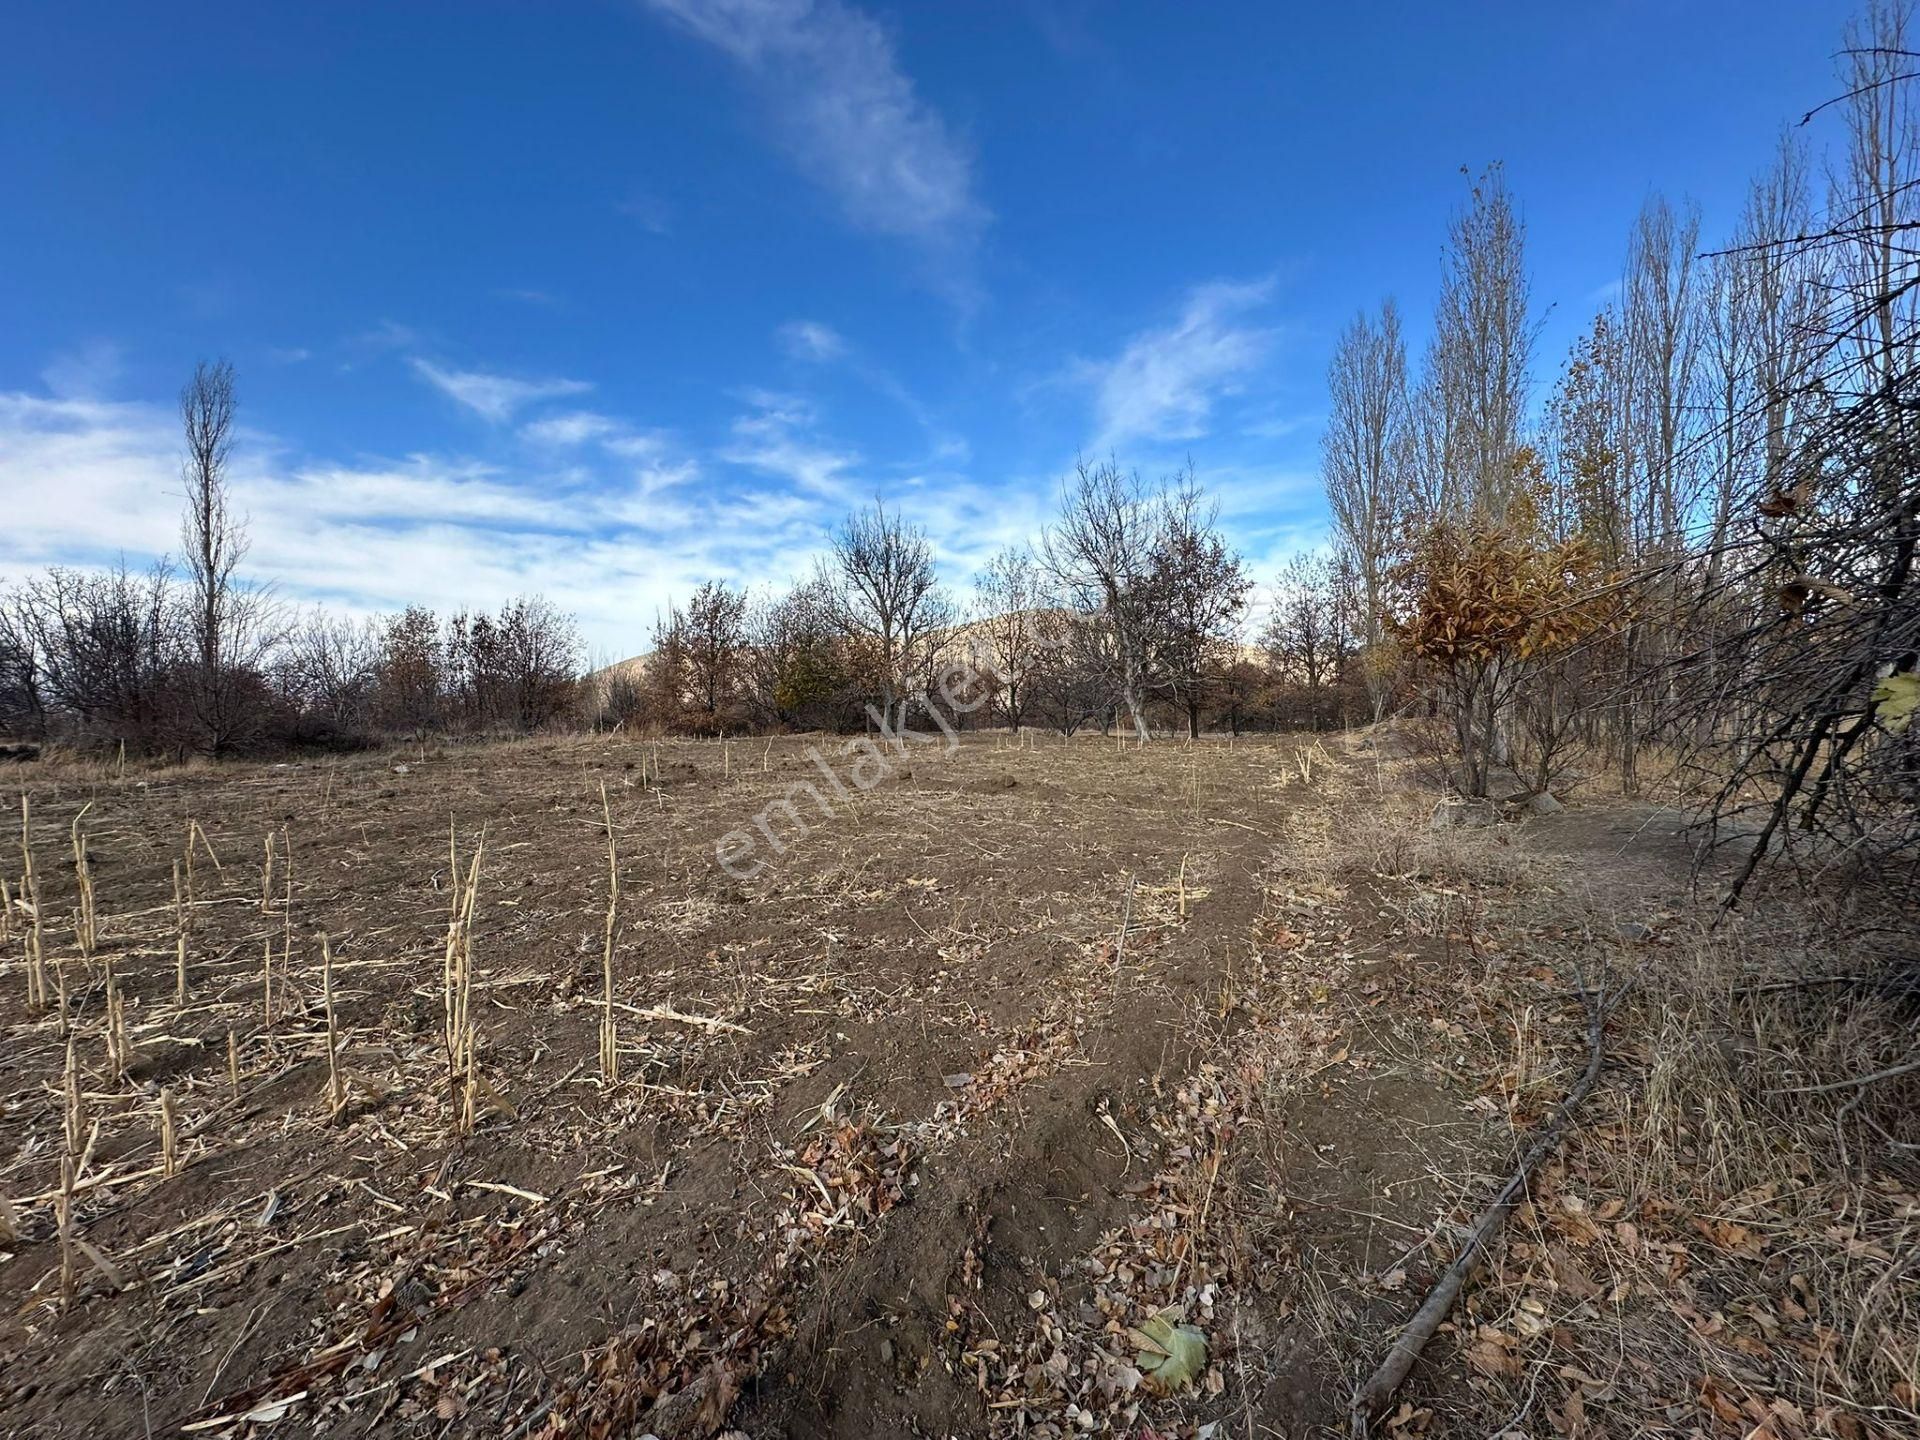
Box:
[1316,0,1920,899]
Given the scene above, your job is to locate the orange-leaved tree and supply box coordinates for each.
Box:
[1393,517,1618,798]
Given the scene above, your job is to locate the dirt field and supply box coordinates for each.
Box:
[1,732,1913,1440]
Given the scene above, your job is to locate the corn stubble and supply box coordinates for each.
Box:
[599,782,621,1086]
[443,829,507,1134]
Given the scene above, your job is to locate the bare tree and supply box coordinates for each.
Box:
[491,597,582,731]
[643,605,691,730]
[1151,476,1250,738]
[371,606,444,735]
[1622,193,1704,555]
[1602,193,1705,787]
[743,580,840,729]
[179,360,275,753]
[0,586,48,739]
[1414,168,1536,523]
[645,583,745,733]
[1027,608,1114,736]
[972,546,1048,732]
[1042,458,1164,741]
[1676,2,1920,900]
[1323,298,1410,718]
[680,581,748,723]
[14,563,186,752]
[1835,0,1920,470]
[1263,552,1354,722]
[280,609,380,736]
[825,501,950,735]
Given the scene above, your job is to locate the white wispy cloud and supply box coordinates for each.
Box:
[520,410,624,447]
[617,189,676,235]
[349,320,422,353]
[249,458,590,532]
[517,410,698,521]
[0,389,755,657]
[777,319,847,362]
[1085,279,1278,451]
[41,342,127,401]
[772,320,960,455]
[721,393,860,497]
[0,393,182,564]
[410,359,593,422]
[643,0,986,253]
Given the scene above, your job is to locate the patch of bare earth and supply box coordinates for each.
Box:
[0,734,1911,1439]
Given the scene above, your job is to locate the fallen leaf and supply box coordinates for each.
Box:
[694,1360,741,1436]
[1129,1307,1207,1394]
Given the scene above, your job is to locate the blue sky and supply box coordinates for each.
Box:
[0,0,1855,656]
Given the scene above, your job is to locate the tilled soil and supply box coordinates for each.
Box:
[0,733,1518,1439]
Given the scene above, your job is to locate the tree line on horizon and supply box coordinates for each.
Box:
[0,379,1369,754]
[619,470,1364,741]
[2,0,1914,902]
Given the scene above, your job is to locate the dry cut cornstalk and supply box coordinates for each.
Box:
[1349,981,1624,1437]
[56,1154,76,1306]
[70,805,97,961]
[58,1035,83,1306]
[321,934,345,1121]
[280,832,295,1009]
[160,1088,178,1176]
[598,783,621,1086]
[189,817,221,873]
[442,830,486,1133]
[173,859,188,1005]
[62,1034,85,1160]
[19,796,49,1011]
[103,955,129,1081]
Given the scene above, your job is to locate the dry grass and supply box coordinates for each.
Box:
[1302,743,1920,1439]
[1541,922,1920,1439]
